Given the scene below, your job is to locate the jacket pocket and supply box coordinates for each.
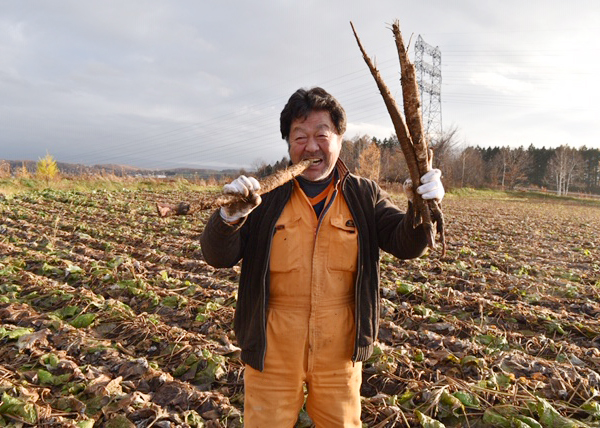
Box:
[269,216,302,272]
[328,214,358,272]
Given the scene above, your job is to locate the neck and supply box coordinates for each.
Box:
[298,170,334,185]
[296,169,337,199]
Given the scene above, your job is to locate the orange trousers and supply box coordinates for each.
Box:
[243,295,362,427]
[243,179,361,427]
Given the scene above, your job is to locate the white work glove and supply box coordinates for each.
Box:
[219,175,262,223]
[403,169,445,203]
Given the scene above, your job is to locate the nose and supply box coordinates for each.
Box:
[306,136,319,152]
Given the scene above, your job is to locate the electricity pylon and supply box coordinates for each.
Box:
[414,35,442,140]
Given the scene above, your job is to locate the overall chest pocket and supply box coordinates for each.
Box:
[327,215,358,272]
[269,216,302,273]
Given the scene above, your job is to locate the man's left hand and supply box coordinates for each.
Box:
[417,169,444,202]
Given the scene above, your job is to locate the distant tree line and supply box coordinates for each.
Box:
[254,130,600,196]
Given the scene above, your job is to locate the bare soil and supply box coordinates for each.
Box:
[1,188,599,427]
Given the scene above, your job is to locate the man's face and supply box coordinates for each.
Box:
[288,110,343,181]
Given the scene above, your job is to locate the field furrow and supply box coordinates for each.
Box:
[2,188,600,427]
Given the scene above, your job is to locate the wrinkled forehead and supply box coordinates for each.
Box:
[290,111,336,134]
[291,122,333,134]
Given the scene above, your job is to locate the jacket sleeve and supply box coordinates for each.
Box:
[374,185,429,260]
[200,209,246,268]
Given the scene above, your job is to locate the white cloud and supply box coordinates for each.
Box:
[0,0,599,169]
[346,121,393,141]
[470,71,534,95]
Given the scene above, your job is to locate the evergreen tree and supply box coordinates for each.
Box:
[527,145,554,188]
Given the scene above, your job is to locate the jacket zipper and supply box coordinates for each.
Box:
[315,189,338,236]
[316,173,362,363]
[259,183,291,370]
[260,230,273,370]
[311,172,340,249]
[342,181,362,363]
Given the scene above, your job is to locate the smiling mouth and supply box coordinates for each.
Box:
[307,158,322,166]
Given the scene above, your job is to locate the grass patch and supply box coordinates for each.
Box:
[0,176,217,195]
[447,187,600,206]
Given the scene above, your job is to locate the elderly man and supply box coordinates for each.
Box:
[200,87,444,427]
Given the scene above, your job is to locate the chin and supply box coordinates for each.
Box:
[303,167,331,181]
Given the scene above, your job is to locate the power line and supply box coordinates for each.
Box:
[45,43,598,169]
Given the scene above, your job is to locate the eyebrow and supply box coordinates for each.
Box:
[291,123,332,134]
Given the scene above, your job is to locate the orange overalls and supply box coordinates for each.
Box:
[244,176,362,427]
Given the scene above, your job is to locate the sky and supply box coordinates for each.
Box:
[1,0,599,170]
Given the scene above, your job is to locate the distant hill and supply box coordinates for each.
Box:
[2,159,237,179]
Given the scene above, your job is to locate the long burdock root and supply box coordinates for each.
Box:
[431,200,446,256]
[349,22,430,232]
[156,159,317,217]
[351,20,446,254]
[156,202,191,217]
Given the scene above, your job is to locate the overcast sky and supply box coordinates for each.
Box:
[1,1,599,170]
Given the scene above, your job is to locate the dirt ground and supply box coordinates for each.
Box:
[1,188,599,427]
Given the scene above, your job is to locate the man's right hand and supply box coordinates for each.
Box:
[220,175,262,223]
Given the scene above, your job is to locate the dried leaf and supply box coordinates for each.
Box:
[104,414,135,428]
[17,329,49,351]
[184,409,205,427]
[54,396,86,413]
[86,374,123,398]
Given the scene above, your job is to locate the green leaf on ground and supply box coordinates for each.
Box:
[70,313,96,328]
[453,391,481,409]
[536,397,590,428]
[415,410,446,428]
[0,326,34,340]
[0,392,37,424]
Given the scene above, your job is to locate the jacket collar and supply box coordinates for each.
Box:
[335,157,350,183]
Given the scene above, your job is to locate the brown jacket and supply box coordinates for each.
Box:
[200,161,428,371]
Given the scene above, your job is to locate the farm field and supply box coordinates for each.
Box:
[1,185,600,427]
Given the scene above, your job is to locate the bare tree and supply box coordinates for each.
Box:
[357,142,381,180]
[0,160,10,179]
[380,146,409,182]
[253,160,276,179]
[546,145,583,196]
[453,146,485,188]
[429,126,462,187]
[492,146,531,190]
[340,135,372,174]
[340,139,357,172]
[430,126,461,169]
[352,135,370,165]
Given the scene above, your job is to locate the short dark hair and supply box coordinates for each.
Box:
[280,87,347,141]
